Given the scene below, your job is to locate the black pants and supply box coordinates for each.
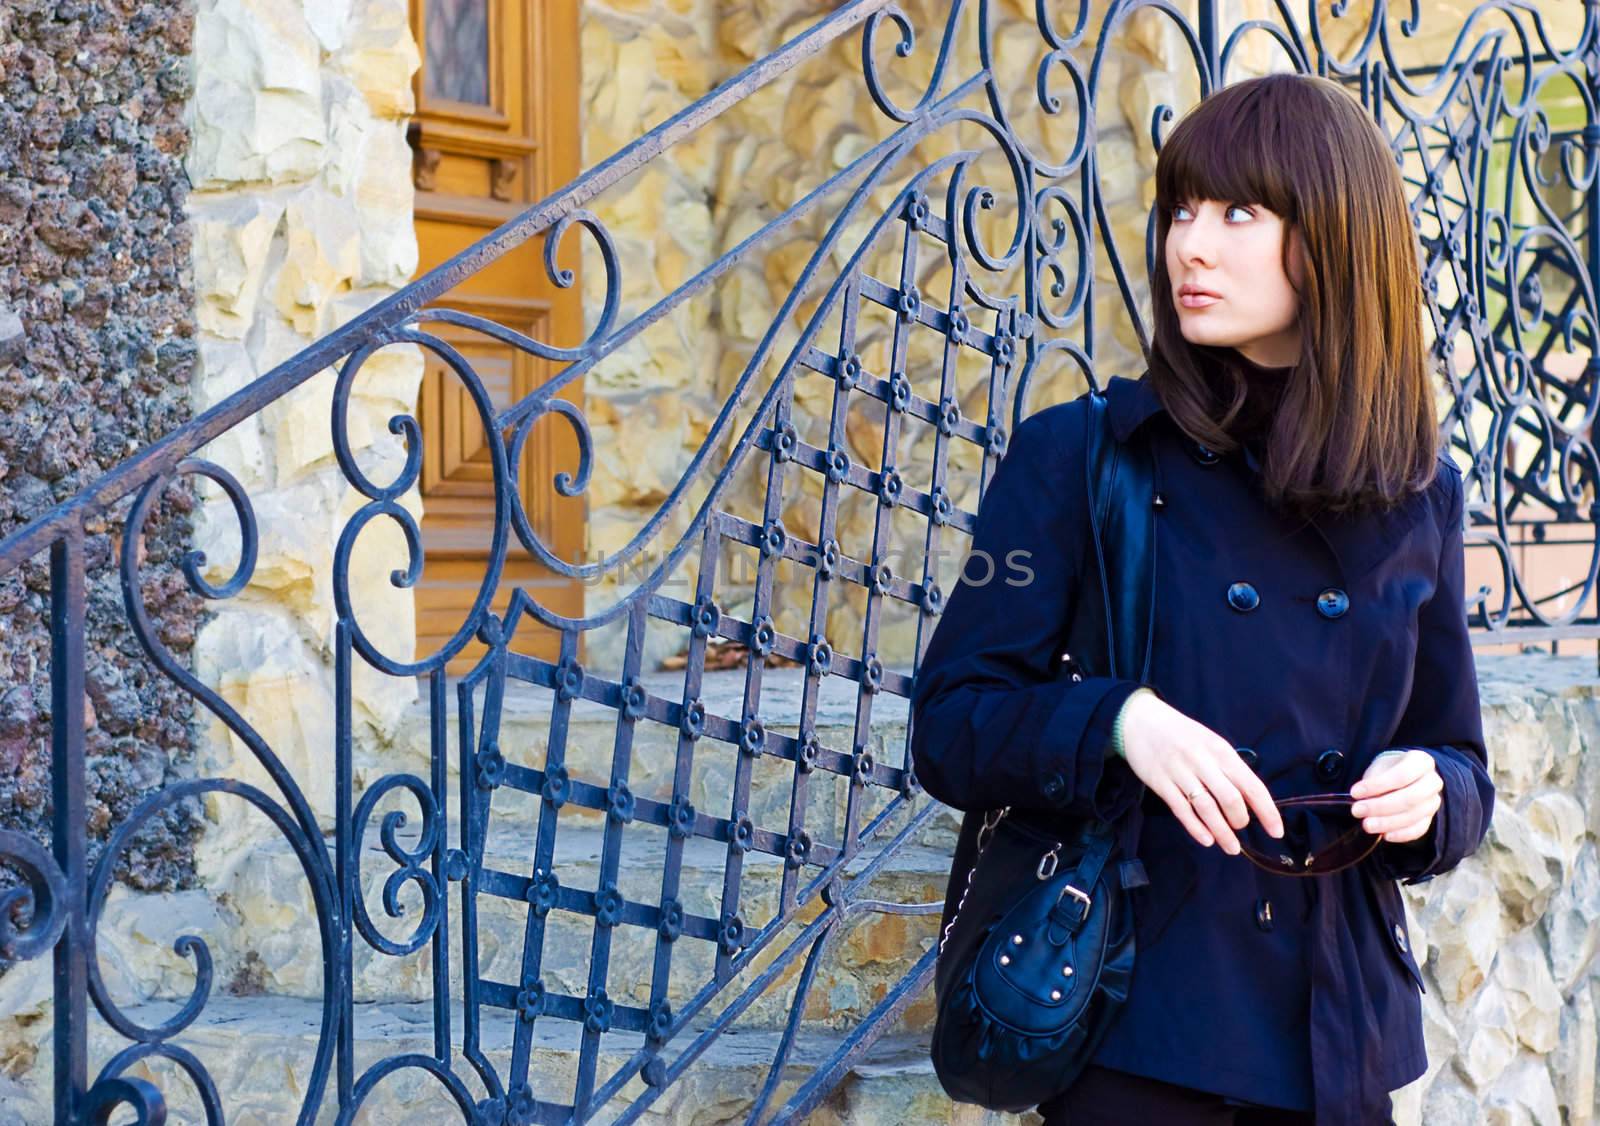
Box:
[1036,1065,1322,1125]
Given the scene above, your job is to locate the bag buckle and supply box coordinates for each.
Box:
[1055,883,1092,923]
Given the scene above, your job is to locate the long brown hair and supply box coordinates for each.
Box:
[1146,73,1439,516]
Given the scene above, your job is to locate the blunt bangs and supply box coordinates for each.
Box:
[1153,80,1299,223]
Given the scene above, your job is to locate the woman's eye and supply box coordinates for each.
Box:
[1171,202,1251,222]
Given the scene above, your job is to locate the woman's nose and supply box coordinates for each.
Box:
[1175,222,1221,267]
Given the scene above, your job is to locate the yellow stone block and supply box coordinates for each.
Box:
[334,0,421,118]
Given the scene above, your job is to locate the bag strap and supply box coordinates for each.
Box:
[1070,385,1158,685]
[939,381,1162,952]
[1069,385,1160,870]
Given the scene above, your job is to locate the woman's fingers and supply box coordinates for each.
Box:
[1116,697,1286,849]
[1152,778,1217,848]
[1378,810,1438,844]
[1352,749,1435,802]
[1350,770,1442,821]
[1349,751,1444,839]
[1201,750,1285,837]
[1361,790,1442,836]
[1185,735,1290,850]
[1195,759,1246,829]
[1230,760,1285,839]
[1167,768,1248,854]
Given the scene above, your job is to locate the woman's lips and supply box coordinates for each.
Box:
[1178,292,1220,308]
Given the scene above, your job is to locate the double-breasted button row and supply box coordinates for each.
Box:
[1236,745,1342,780]
[1235,745,1342,780]
[1224,583,1351,617]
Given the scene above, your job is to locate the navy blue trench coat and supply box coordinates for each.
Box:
[909,371,1495,1125]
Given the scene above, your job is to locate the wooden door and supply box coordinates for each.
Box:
[408,0,585,675]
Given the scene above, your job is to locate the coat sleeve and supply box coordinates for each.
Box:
[1371,463,1496,886]
[908,400,1157,820]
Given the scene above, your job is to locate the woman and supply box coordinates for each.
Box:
[909,74,1495,1125]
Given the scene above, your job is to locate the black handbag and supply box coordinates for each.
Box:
[929,387,1159,1112]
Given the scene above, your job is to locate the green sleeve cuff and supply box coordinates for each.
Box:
[1111,686,1159,760]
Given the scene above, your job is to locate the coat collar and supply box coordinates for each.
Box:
[1104,371,1167,445]
[1105,369,1268,473]
[1101,368,1434,583]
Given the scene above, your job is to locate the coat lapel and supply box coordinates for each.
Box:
[1102,370,1434,584]
[1305,487,1434,585]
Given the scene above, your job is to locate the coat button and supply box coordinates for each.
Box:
[1316,588,1350,619]
[1255,898,1274,932]
[1316,748,1345,781]
[1189,441,1221,466]
[1043,772,1065,800]
[1393,922,1408,952]
[1236,747,1260,769]
[1226,582,1260,612]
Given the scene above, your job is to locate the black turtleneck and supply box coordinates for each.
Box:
[1210,346,1294,446]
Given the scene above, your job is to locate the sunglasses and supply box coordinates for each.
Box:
[1231,793,1381,877]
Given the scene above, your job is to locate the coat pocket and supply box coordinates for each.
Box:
[1368,870,1427,994]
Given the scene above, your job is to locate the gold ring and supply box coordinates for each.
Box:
[1185,789,1205,803]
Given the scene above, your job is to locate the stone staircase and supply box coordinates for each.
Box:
[0,668,1038,1124]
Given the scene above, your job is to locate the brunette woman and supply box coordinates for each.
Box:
[910,73,1494,1125]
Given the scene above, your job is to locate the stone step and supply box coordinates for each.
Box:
[0,995,1036,1125]
[361,668,962,853]
[95,813,957,1034]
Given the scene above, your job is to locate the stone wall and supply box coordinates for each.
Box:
[0,0,204,897]
[1394,655,1599,1124]
[0,0,428,912]
[181,0,423,880]
[0,0,427,1100]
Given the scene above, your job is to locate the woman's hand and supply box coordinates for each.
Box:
[1349,749,1442,843]
[1117,691,1285,852]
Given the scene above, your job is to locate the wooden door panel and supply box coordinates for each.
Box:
[409,0,582,676]
[418,298,548,497]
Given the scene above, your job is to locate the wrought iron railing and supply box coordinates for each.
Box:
[4,1,1600,1122]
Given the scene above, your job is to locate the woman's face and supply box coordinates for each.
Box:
[1165,198,1302,368]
